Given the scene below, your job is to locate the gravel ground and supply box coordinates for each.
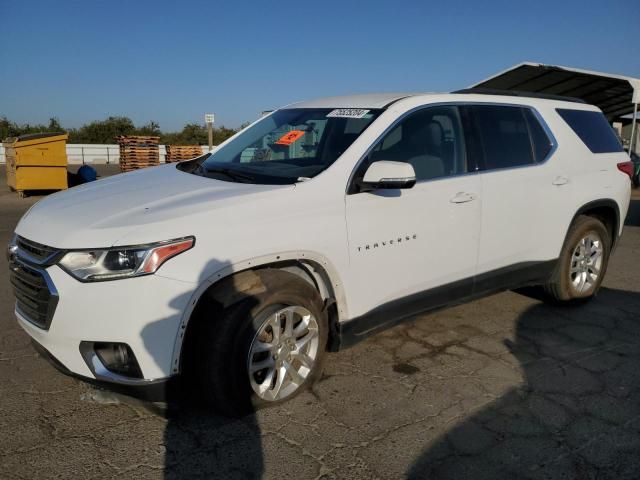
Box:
[1,165,640,479]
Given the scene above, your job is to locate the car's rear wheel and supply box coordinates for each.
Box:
[193,270,328,416]
[544,215,611,302]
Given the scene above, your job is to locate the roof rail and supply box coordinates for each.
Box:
[452,87,586,104]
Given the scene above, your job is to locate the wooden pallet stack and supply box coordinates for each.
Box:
[165,145,204,163]
[117,135,160,172]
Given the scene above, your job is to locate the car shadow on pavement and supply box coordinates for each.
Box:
[407,287,640,479]
[625,198,640,227]
[141,259,265,479]
[160,396,263,479]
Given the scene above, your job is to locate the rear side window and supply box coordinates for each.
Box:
[470,105,535,170]
[556,109,623,153]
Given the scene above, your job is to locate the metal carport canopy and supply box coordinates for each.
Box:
[471,62,640,121]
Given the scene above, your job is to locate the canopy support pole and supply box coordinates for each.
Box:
[630,102,638,155]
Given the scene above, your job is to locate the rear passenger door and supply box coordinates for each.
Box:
[464,104,561,277]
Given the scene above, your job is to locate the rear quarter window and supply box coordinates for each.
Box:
[556,109,623,154]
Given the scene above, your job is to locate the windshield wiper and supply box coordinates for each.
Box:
[204,167,257,183]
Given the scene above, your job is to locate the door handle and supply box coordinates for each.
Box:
[552,176,569,186]
[450,192,477,204]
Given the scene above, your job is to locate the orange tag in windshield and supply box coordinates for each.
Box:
[275,130,305,145]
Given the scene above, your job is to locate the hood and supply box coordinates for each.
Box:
[15,164,293,248]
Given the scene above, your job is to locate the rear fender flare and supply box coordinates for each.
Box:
[567,199,621,249]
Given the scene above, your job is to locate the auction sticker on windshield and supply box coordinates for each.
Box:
[275,130,305,145]
[327,108,370,119]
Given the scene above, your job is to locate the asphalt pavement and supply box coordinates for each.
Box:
[1,164,640,479]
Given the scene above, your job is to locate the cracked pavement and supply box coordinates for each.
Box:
[1,166,640,479]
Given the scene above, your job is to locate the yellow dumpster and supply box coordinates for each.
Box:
[4,133,69,197]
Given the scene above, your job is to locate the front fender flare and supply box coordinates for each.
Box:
[168,250,348,375]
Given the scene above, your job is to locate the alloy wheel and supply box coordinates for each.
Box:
[569,232,603,294]
[248,305,320,402]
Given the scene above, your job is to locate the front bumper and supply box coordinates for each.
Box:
[13,260,197,383]
[30,338,172,401]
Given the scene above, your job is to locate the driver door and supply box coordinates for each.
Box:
[344,105,482,322]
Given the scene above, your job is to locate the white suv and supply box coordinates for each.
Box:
[8,91,633,414]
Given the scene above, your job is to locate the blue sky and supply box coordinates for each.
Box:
[1,0,638,131]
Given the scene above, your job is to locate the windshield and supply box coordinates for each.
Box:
[180,108,382,184]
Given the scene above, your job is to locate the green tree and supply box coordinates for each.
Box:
[0,117,18,140]
[1,116,241,145]
[159,123,238,146]
[47,117,63,132]
[213,125,237,145]
[69,116,136,143]
[0,116,60,141]
[137,121,161,137]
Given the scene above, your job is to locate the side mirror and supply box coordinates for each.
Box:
[359,161,416,191]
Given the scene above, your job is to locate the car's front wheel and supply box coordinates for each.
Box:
[544,215,611,302]
[193,269,328,416]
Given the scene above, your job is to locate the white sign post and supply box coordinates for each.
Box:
[205,113,215,152]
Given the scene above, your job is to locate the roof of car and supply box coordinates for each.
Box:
[285,91,601,111]
[287,93,421,109]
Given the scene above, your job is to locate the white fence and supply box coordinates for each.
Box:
[66,144,137,165]
[0,144,210,165]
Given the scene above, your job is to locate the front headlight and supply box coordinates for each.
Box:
[58,237,194,282]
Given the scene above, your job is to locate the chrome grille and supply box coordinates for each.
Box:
[16,236,61,264]
[8,237,59,330]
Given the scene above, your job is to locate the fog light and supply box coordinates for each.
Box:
[93,342,143,378]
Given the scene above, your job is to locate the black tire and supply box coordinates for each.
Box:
[543,215,611,303]
[192,269,328,416]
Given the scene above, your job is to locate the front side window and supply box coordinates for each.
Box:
[368,106,467,181]
[471,105,536,170]
[180,108,381,184]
